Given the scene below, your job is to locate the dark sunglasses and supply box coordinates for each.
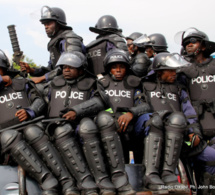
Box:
[183,37,200,46]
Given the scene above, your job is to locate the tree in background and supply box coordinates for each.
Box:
[12,56,40,70]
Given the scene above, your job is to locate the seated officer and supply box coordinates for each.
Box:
[66,48,151,194]
[0,50,59,194]
[139,53,197,194]
[22,51,101,195]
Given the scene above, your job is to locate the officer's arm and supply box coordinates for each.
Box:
[24,83,46,118]
[0,75,12,87]
[128,103,151,118]
[129,88,151,118]
[180,89,203,147]
[69,97,105,119]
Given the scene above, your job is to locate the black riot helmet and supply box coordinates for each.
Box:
[133,33,168,52]
[89,15,123,36]
[103,48,130,73]
[152,53,191,71]
[146,33,168,52]
[181,27,209,48]
[175,27,215,57]
[56,51,87,69]
[40,6,71,29]
[0,50,19,77]
[0,50,10,70]
[125,32,143,41]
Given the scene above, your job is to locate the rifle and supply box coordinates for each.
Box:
[7,25,27,78]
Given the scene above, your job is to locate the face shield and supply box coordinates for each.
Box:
[160,53,191,69]
[174,27,202,45]
[133,34,151,47]
[40,6,58,22]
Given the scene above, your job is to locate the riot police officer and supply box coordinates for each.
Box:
[23,51,101,195]
[127,34,152,77]
[125,32,143,56]
[20,6,84,83]
[0,50,59,195]
[175,27,215,195]
[140,53,196,194]
[86,15,128,75]
[67,48,152,194]
[134,33,169,59]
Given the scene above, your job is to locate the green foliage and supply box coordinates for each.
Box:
[12,55,40,70]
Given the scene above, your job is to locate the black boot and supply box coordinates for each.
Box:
[79,118,116,195]
[24,124,79,195]
[1,130,59,195]
[97,111,136,195]
[161,113,189,193]
[54,123,98,195]
[143,125,168,194]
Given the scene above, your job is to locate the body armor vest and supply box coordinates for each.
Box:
[48,30,83,69]
[48,75,95,118]
[87,41,107,75]
[99,75,137,113]
[188,59,215,101]
[187,58,215,136]
[86,34,127,75]
[142,81,181,113]
[0,78,30,126]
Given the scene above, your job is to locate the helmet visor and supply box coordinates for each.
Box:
[174,27,200,45]
[133,34,150,47]
[161,53,191,68]
[41,6,57,21]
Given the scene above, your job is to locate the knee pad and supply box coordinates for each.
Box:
[1,130,20,152]
[150,113,163,130]
[96,111,115,131]
[79,117,98,135]
[24,124,44,144]
[165,112,187,130]
[54,122,73,140]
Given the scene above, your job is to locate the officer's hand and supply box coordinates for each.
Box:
[15,109,29,122]
[62,111,76,121]
[2,75,12,86]
[189,133,201,147]
[31,76,46,84]
[118,112,133,133]
[19,61,34,74]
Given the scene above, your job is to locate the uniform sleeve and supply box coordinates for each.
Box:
[180,89,198,133]
[106,41,116,52]
[24,83,46,118]
[0,75,5,89]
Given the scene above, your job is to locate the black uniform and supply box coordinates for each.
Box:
[177,27,215,195]
[86,15,128,76]
[0,76,59,195]
[30,6,84,82]
[70,49,151,195]
[139,53,196,194]
[23,73,100,195]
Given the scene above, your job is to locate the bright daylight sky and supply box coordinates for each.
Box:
[0,0,214,67]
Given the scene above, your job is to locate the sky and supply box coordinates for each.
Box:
[0,0,215,67]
